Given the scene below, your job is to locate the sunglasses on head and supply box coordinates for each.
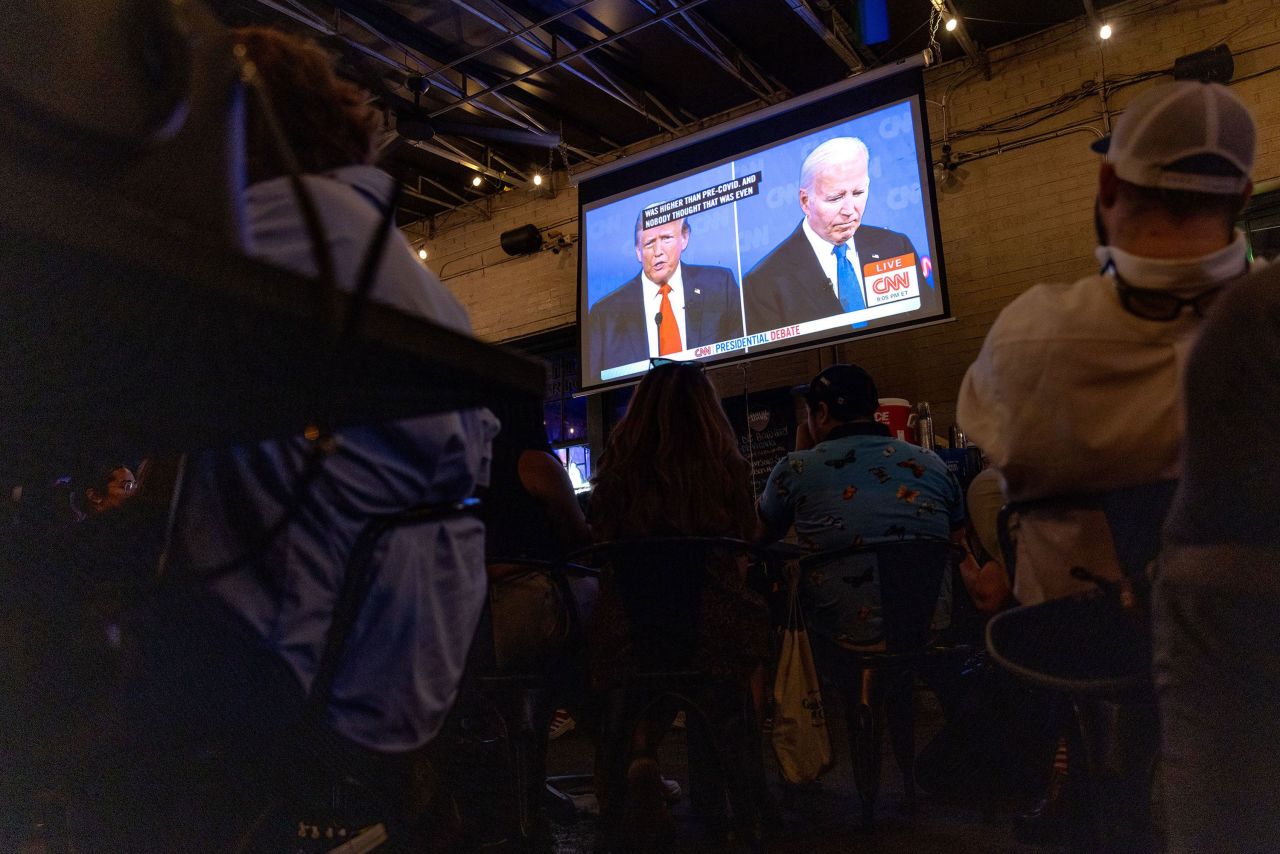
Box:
[1113,277,1222,322]
[649,357,706,372]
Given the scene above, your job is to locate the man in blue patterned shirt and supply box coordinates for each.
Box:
[759,364,972,646]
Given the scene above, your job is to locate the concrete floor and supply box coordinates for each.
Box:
[543,690,1062,853]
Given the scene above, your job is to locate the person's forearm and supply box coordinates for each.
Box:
[755,504,790,544]
[960,558,1011,615]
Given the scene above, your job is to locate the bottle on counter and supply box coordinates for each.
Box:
[916,401,935,451]
[948,424,967,449]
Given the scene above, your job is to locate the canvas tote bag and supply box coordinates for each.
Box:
[771,574,833,784]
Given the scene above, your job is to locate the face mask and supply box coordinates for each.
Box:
[1095,230,1249,291]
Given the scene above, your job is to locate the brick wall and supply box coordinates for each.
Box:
[416,0,1280,433]
[418,181,581,341]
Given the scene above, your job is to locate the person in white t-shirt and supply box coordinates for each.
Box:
[957,81,1260,605]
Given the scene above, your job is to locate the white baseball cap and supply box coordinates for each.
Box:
[1091,80,1255,194]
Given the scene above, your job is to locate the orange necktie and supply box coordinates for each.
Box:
[657,283,682,355]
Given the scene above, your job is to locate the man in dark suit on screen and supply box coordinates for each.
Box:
[744,136,923,334]
[587,214,743,380]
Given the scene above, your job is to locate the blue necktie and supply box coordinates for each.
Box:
[834,243,865,314]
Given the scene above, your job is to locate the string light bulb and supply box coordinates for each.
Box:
[1099,22,1113,40]
[471,174,482,187]
[533,172,543,187]
[417,247,428,260]
[945,17,958,32]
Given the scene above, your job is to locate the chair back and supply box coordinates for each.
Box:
[478,557,598,676]
[996,503,1019,583]
[1099,481,1178,580]
[998,480,1178,588]
[986,480,1178,696]
[568,537,767,670]
[798,539,954,652]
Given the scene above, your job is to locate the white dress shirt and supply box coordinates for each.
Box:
[802,219,864,304]
[643,263,688,356]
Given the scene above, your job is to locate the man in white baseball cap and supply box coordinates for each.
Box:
[957,79,1259,606]
[956,78,1261,847]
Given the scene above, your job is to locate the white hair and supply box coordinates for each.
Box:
[800,137,869,191]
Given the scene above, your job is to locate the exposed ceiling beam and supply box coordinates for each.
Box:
[335,2,560,125]
[427,0,720,119]
[820,0,880,68]
[782,0,865,72]
[419,175,473,206]
[429,0,603,76]
[934,0,989,79]
[446,0,680,132]
[430,135,530,182]
[406,183,492,221]
[249,0,564,142]
[628,0,786,101]
[406,139,509,183]
[445,0,655,121]
[399,185,458,209]
[251,0,329,31]
[336,3,636,156]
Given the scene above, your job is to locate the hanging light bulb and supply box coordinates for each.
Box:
[471,174,483,187]
[533,173,543,187]
[945,17,958,32]
[1099,22,1113,40]
[417,247,428,260]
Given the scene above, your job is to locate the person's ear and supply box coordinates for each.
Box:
[1098,163,1120,208]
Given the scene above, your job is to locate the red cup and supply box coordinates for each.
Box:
[875,398,917,443]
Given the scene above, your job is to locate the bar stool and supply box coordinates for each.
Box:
[986,480,1177,853]
[459,556,598,853]
[796,538,957,828]
[568,536,774,853]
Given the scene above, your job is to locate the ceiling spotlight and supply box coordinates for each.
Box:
[1099,22,1113,40]
[533,173,543,187]
[945,17,958,32]
[417,247,428,260]
[471,174,483,187]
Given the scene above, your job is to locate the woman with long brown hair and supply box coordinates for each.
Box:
[588,361,769,845]
[590,361,756,541]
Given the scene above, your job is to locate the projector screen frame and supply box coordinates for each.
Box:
[575,53,949,395]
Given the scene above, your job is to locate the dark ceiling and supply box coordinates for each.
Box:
[210,0,1129,222]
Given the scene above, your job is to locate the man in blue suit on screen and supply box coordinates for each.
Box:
[587,213,744,380]
[743,136,923,335]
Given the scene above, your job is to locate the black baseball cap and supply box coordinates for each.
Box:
[794,364,879,420]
